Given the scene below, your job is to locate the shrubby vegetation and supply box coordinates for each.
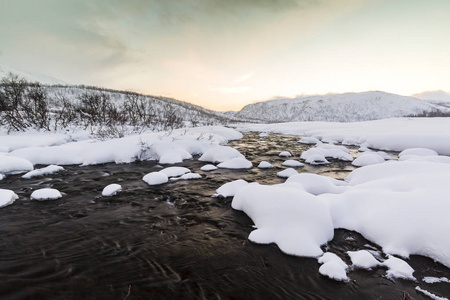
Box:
[0,73,234,137]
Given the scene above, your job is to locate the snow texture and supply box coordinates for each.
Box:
[22,165,64,179]
[276,168,298,178]
[0,189,19,208]
[415,286,448,300]
[102,184,122,196]
[142,172,169,185]
[382,255,415,280]
[0,156,34,174]
[423,277,450,284]
[347,250,381,269]
[215,179,249,198]
[200,164,218,171]
[159,167,191,178]
[257,161,274,169]
[352,153,385,167]
[30,188,62,201]
[217,158,252,169]
[281,160,304,168]
[279,151,292,157]
[199,146,244,163]
[171,173,202,180]
[317,252,349,281]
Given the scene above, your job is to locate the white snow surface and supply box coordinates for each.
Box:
[347,250,381,269]
[399,148,439,157]
[199,145,244,163]
[352,153,385,167]
[415,286,448,300]
[317,253,349,282]
[299,137,322,145]
[232,184,334,257]
[276,168,298,178]
[382,255,415,280]
[423,277,450,284]
[282,160,304,167]
[215,179,249,198]
[22,165,64,179]
[229,159,450,269]
[30,188,62,201]
[279,151,292,157]
[217,158,252,169]
[159,167,191,178]
[0,156,34,174]
[171,173,202,181]
[200,164,218,171]
[257,161,273,169]
[0,189,18,208]
[301,144,353,164]
[142,172,169,185]
[3,126,242,166]
[102,184,122,196]
[234,118,450,155]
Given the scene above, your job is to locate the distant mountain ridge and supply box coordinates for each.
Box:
[234,91,450,122]
[0,65,68,86]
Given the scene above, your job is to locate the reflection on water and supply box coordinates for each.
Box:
[0,133,448,300]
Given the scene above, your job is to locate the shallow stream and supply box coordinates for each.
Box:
[1,132,449,299]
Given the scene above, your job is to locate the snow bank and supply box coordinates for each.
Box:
[0,189,18,208]
[0,132,69,152]
[22,165,64,179]
[102,184,122,196]
[6,126,243,166]
[230,159,450,269]
[232,184,334,257]
[0,156,33,174]
[30,188,62,201]
[234,118,450,155]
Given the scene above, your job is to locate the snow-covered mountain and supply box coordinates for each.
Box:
[235,91,450,122]
[0,65,68,85]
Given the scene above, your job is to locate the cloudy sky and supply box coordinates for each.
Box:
[1,0,449,111]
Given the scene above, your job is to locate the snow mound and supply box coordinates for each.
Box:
[299,137,322,145]
[142,172,169,185]
[232,184,333,257]
[282,160,304,168]
[217,158,252,169]
[171,173,202,180]
[0,189,19,208]
[199,146,244,163]
[257,161,273,169]
[423,277,450,284]
[301,145,353,164]
[0,156,34,174]
[383,255,415,280]
[149,143,192,164]
[317,253,349,282]
[304,154,330,165]
[399,148,438,158]
[215,179,249,198]
[347,250,380,269]
[279,151,292,157]
[22,165,64,179]
[259,132,269,137]
[102,184,122,196]
[277,168,298,178]
[30,188,62,201]
[159,167,191,178]
[352,153,385,167]
[285,173,347,195]
[0,174,4,181]
[200,164,218,171]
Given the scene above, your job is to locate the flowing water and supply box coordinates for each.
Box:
[1,133,449,300]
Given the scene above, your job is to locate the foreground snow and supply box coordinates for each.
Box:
[230,159,450,270]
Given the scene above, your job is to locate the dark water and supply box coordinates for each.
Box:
[0,133,449,300]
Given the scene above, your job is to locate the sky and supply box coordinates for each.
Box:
[1,0,450,111]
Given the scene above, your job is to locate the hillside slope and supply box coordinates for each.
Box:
[235,91,450,122]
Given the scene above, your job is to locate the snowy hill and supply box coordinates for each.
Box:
[234,91,450,122]
[0,65,68,85]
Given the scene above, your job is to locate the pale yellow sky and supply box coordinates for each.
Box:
[1,0,449,111]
